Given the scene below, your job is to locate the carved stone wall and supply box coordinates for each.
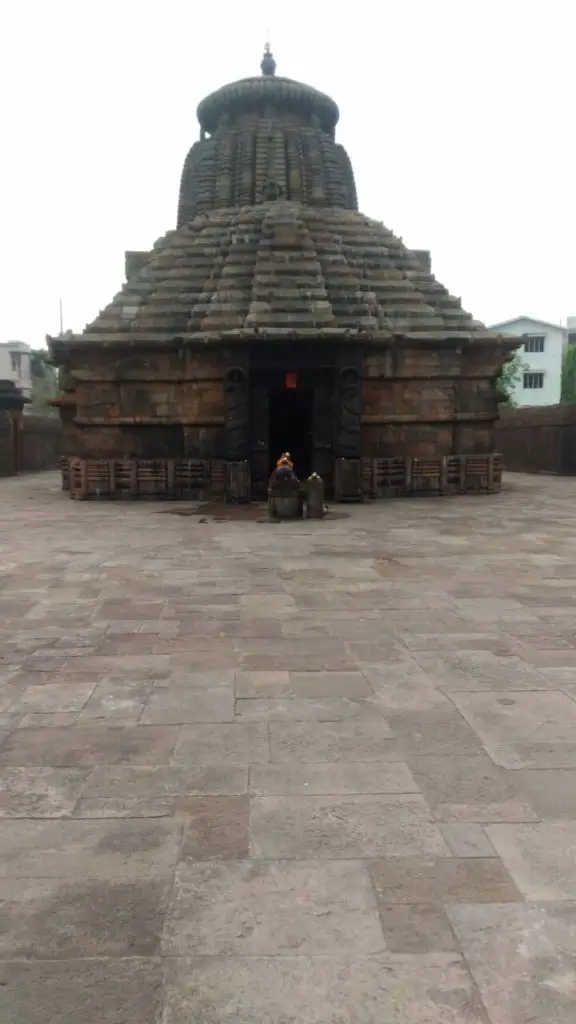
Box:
[360,344,502,460]
[55,338,508,491]
[58,347,226,461]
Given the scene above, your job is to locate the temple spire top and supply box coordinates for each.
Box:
[260,42,276,76]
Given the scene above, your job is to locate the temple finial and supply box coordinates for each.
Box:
[260,41,276,76]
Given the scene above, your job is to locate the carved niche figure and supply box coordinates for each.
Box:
[260,178,283,203]
[224,367,249,461]
[335,367,362,458]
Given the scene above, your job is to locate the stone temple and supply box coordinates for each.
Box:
[50,46,516,501]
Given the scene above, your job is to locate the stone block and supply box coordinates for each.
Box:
[0,725,179,767]
[172,723,269,765]
[162,954,487,1023]
[486,821,576,900]
[0,958,163,1024]
[250,793,450,858]
[369,855,521,904]
[269,719,396,762]
[0,818,182,879]
[449,902,576,1024]
[162,860,384,955]
[0,875,171,958]
[0,767,88,818]
[250,761,418,796]
[177,795,249,859]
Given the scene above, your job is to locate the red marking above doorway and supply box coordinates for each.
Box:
[285,373,298,389]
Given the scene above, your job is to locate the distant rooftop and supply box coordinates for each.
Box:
[489,316,567,332]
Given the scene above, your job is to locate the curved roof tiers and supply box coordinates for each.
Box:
[53,203,512,349]
[49,46,517,355]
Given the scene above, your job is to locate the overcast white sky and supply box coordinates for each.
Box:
[0,0,573,346]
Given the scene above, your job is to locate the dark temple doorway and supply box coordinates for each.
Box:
[268,387,313,479]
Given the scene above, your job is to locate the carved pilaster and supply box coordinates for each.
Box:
[334,348,363,459]
[224,351,250,461]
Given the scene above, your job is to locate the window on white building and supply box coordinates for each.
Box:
[523,372,544,389]
[523,335,545,353]
[10,352,22,374]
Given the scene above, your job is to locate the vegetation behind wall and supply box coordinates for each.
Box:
[29,350,58,417]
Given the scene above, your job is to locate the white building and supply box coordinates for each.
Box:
[489,316,566,407]
[0,341,32,399]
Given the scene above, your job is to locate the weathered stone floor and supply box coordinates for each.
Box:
[1,471,576,1023]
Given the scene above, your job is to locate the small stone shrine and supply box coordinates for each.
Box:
[49,45,517,502]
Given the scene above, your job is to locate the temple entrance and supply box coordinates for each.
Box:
[247,348,338,499]
[268,387,313,480]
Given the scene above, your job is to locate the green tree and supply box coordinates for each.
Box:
[561,346,576,406]
[28,349,58,416]
[496,351,525,407]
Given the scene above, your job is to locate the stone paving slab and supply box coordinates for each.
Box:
[406,753,539,822]
[162,954,488,1023]
[486,821,576,900]
[0,958,164,1024]
[250,793,451,858]
[0,817,183,878]
[250,760,419,795]
[0,723,180,766]
[448,902,576,1024]
[2,471,576,1020]
[0,874,171,958]
[162,859,385,956]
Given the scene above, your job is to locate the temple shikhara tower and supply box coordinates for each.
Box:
[50,46,516,501]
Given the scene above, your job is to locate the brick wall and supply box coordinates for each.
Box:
[0,413,62,476]
[0,410,15,476]
[21,415,62,472]
[495,405,576,474]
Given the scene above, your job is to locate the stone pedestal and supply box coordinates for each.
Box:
[225,462,250,503]
[303,475,325,518]
[334,458,363,502]
[268,474,301,521]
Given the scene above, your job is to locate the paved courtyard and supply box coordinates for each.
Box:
[1,471,576,1022]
